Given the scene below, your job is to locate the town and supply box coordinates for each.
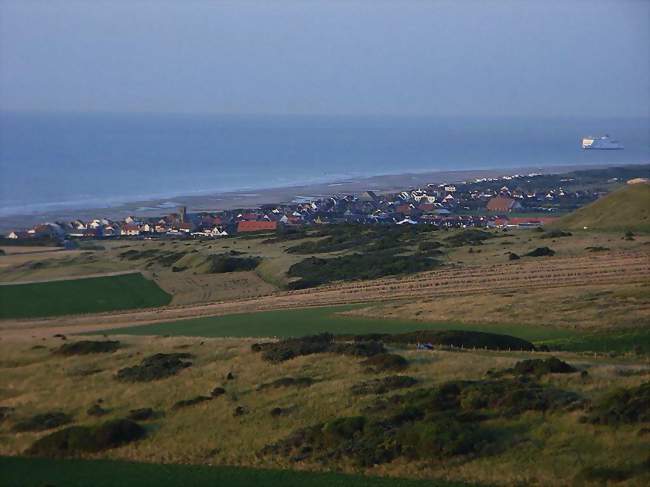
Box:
[5,165,647,242]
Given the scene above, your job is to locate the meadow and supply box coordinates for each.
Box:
[0,273,171,319]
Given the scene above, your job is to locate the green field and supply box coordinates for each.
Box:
[97,305,578,343]
[0,457,471,487]
[0,273,171,319]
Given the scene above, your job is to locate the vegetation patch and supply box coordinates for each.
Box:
[263,376,584,467]
[504,357,577,377]
[13,412,73,432]
[56,340,120,356]
[25,419,145,457]
[172,396,212,410]
[86,404,110,417]
[351,376,418,395]
[361,353,408,373]
[539,230,572,239]
[116,353,193,382]
[126,408,156,421]
[525,246,555,257]
[0,273,171,319]
[346,330,536,351]
[252,334,385,363]
[582,382,650,425]
[444,229,494,247]
[257,377,315,390]
[287,252,439,289]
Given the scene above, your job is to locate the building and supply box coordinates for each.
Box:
[486,196,521,213]
[237,221,278,233]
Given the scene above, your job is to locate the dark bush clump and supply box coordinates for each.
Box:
[172,396,212,410]
[582,382,650,425]
[361,354,408,373]
[207,254,261,273]
[509,357,577,377]
[351,376,418,395]
[350,329,536,351]
[0,406,15,423]
[257,377,314,391]
[270,407,294,417]
[13,412,73,432]
[127,408,155,421]
[539,230,572,239]
[56,340,120,356]
[26,419,145,457]
[526,246,555,257]
[508,252,520,260]
[116,353,193,382]
[585,246,610,252]
[445,229,494,247]
[253,334,385,363]
[86,404,109,417]
[211,387,226,397]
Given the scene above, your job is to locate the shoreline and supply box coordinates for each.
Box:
[0,161,644,232]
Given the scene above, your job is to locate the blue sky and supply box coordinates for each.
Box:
[1,0,648,117]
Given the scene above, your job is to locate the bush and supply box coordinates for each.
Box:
[206,254,261,273]
[509,357,577,376]
[172,396,212,410]
[351,376,418,395]
[253,334,385,363]
[87,404,109,417]
[526,246,555,257]
[508,252,520,260]
[13,412,73,432]
[257,377,314,390]
[56,340,120,356]
[116,353,193,382]
[126,408,155,421]
[445,229,494,247]
[26,419,145,457]
[583,382,650,425]
[361,354,408,373]
[539,230,572,239]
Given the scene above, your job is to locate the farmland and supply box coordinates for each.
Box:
[0,273,171,319]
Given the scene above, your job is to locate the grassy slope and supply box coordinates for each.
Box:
[0,273,171,319]
[553,183,650,232]
[97,305,577,342]
[0,457,469,487]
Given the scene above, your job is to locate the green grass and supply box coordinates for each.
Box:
[95,305,577,342]
[0,457,472,487]
[541,328,650,354]
[0,273,171,319]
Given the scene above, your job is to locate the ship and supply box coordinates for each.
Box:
[581,135,623,150]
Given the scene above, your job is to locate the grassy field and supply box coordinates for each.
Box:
[1,335,648,486]
[0,273,171,319]
[96,305,579,343]
[0,457,469,487]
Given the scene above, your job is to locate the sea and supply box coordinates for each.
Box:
[1,112,648,218]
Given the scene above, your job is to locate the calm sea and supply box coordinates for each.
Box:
[1,112,648,217]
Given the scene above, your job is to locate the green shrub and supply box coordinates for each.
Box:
[526,246,555,257]
[583,382,650,425]
[26,419,145,457]
[509,357,577,376]
[56,340,120,356]
[13,412,73,432]
[116,353,193,382]
[257,377,314,390]
[351,376,417,395]
[445,229,494,247]
[361,354,408,373]
[172,396,212,410]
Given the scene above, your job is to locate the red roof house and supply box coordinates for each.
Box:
[237,221,278,233]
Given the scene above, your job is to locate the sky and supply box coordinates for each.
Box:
[0,0,648,117]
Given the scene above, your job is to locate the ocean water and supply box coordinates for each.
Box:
[1,112,648,217]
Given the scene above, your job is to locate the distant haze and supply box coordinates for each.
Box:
[1,0,648,117]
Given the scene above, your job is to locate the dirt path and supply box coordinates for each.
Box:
[1,250,648,340]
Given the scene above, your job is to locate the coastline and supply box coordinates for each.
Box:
[0,162,642,232]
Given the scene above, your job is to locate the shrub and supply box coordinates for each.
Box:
[526,246,555,257]
[351,376,418,395]
[206,255,261,273]
[361,354,408,373]
[116,353,193,382]
[257,377,314,390]
[26,419,145,457]
[13,412,73,432]
[86,404,109,417]
[508,252,520,260]
[126,408,155,421]
[254,334,384,363]
[56,340,120,356]
[509,357,577,376]
[445,229,494,247]
[539,230,572,239]
[211,387,226,397]
[583,382,650,425]
[172,396,212,410]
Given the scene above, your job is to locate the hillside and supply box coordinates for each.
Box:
[554,183,650,232]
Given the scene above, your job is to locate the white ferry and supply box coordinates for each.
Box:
[581,135,623,150]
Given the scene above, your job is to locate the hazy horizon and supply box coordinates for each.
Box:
[1,0,648,118]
